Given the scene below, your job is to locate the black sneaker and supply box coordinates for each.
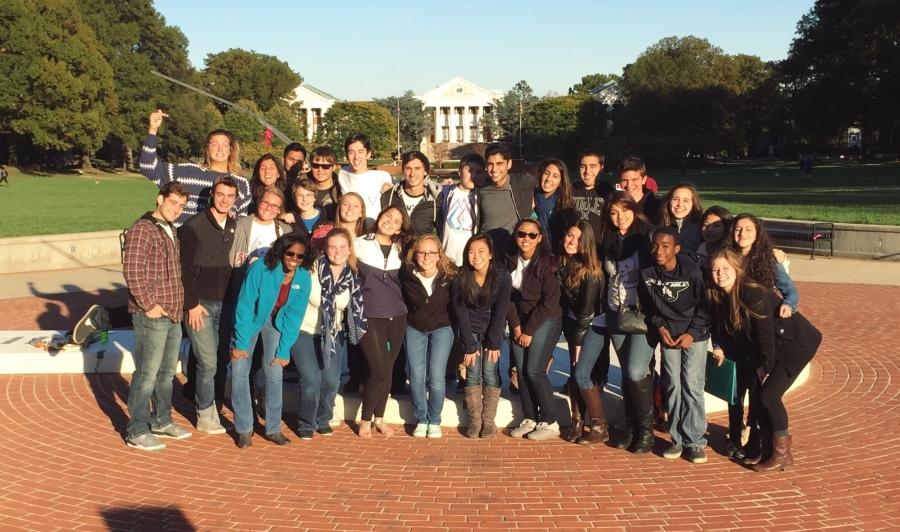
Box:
[265,432,291,445]
[685,447,708,464]
[297,429,314,440]
[237,432,253,449]
[316,426,334,436]
[72,304,107,344]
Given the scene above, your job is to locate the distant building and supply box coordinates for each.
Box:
[417,76,503,145]
[291,83,340,141]
[589,80,623,106]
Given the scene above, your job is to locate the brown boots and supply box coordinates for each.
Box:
[480,387,501,438]
[576,385,609,445]
[566,380,585,443]
[753,434,793,472]
[464,385,501,438]
[464,385,483,438]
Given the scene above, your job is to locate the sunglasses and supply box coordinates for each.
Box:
[284,250,304,259]
[311,163,333,169]
[516,230,540,240]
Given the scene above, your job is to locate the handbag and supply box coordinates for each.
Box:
[613,260,648,334]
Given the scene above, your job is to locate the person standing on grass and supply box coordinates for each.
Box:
[178,177,239,435]
[338,133,394,228]
[572,148,614,239]
[0,165,8,186]
[382,151,442,237]
[123,182,191,451]
[139,109,250,226]
[640,226,711,464]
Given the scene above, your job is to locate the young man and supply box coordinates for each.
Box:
[123,182,191,451]
[178,177,239,435]
[282,142,308,212]
[618,155,662,225]
[572,148,614,239]
[477,143,536,255]
[639,226,711,464]
[381,151,442,236]
[308,146,341,218]
[337,133,393,226]
[139,109,251,226]
[438,152,483,266]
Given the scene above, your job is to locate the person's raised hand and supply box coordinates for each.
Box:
[148,109,169,135]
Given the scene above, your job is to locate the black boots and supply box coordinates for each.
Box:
[627,376,655,454]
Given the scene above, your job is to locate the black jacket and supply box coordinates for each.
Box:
[451,269,512,353]
[504,252,563,335]
[722,284,821,376]
[558,268,605,346]
[381,181,442,236]
[639,252,710,341]
[399,264,452,332]
[178,208,236,309]
[636,190,663,225]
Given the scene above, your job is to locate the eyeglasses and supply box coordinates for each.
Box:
[415,251,439,257]
[284,251,304,259]
[260,200,282,210]
[311,163,333,169]
[516,230,539,240]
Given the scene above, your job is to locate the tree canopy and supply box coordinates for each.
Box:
[374,90,432,155]
[203,49,302,112]
[315,102,396,159]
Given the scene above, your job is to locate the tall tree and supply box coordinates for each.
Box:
[203,49,302,112]
[780,0,900,150]
[568,73,620,95]
[493,80,537,157]
[315,102,396,159]
[373,90,431,154]
[0,0,115,159]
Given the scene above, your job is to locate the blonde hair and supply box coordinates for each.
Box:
[325,227,359,274]
[204,129,241,174]
[335,192,367,237]
[406,234,456,278]
[706,248,765,335]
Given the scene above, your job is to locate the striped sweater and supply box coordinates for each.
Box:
[139,134,251,226]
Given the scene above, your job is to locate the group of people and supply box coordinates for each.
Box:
[117,110,821,472]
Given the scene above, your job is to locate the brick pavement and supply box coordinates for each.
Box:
[0,282,898,530]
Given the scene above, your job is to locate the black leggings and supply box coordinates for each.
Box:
[359,316,407,420]
[754,363,799,435]
[727,358,758,445]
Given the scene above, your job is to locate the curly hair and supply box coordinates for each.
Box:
[729,213,776,288]
[250,154,286,208]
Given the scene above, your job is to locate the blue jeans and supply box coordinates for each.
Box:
[510,318,563,423]
[610,331,659,382]
[184,299,222,411]
[405,325,454,424]
[291,331,343,431]
[662,339,709,448]
[463,333,500,388]
[573,324,609,391]
[231,319,284,435]
[126,312,183,439]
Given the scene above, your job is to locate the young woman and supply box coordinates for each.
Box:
[249,155,286,215]
[290,228,366,439]
[285,179,329,252]
[506,218,564,441]
[533,158,577,253]
[400,235,456,438]
[230,234,312,448]
[452,234,512,438]
[335,192,368,240]
[698,205,733,265]
[729,214,799,318]
[558,220,610,445]
[660,183,703,253]
[708,249,821,471]
[600,191,658,454]
[354,206,411,437]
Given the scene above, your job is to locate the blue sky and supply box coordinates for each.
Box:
[155,0,815,100]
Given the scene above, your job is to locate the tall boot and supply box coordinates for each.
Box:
[744,424,773,465]
[753,434,793,472]
[628,375,655,454]
[577,385,609,445]
[480,387,501,438]
[611,378,635,449]
[464,385,483,438]
[566,379,584,443]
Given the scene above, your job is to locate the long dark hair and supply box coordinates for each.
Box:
[250,154,286,207]
[729,213,777,288]
[701,205,733,249]
[458,233,497,307]
[374,205,413,251]
[265,233,313,271]
[536,158,574,210]
[559,220,602,291]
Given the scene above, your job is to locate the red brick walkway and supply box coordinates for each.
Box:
[0,282,898,530]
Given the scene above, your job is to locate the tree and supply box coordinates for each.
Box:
[780,0,900,150]
[528,95,584,158]
[315,102,396,159]
[0,0,116,160]
[568,73,620,95]
[493,80,537,157]
[373,90,432,155]
[203,49,302,112]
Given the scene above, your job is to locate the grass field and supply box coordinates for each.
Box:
[0,161,898,238]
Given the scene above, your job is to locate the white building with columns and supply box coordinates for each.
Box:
[290,83,340,142]
[417,76,503,145]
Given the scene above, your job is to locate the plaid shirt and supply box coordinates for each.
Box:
[124,213,184,322]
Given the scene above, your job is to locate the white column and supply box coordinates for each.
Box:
[306,108,314,141]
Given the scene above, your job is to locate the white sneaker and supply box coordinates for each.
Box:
[151,422,192,440]
[126,432,166,451]
[412,423,428,438]
[509,418,537,438]
[526,421,560,441]
[427,424,442,439]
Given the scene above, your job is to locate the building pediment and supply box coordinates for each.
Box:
[418,76,503,107]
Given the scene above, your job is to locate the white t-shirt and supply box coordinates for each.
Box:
[511,256,531,291]
[160,223,174,242]
[301,270,351,335]
[338,168,393,222]
[247,220,278,260]
[414,270,436,297]
[400,188,425,217]
[441,186,476,267]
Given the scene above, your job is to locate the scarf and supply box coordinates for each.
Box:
[534,191,557,239]
[317,255,366,369]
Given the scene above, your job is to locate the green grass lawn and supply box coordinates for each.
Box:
[0,161,897,238]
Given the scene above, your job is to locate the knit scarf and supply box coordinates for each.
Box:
[317,256,366,369]
[534,191,557,238]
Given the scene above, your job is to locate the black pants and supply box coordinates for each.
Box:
[727,358,758,445]
[754,363,798,435]
[359,316,407,421]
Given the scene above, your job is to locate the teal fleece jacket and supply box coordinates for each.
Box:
[233,258,311,359]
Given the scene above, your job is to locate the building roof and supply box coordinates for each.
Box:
[296,83,341,103]
[418,76,503,106]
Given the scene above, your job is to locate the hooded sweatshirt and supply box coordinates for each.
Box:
[639,252,710,341]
